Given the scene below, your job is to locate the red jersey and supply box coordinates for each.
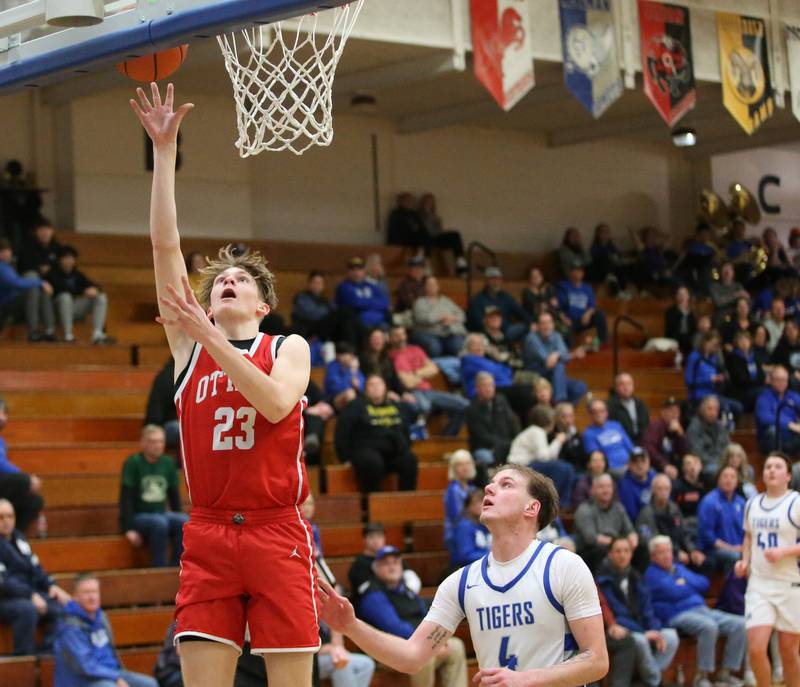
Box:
[174,333,309,510]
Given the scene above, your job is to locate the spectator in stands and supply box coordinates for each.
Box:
[721,298,754,348]
[751,324,771,370]
[357,546,468,687]
[324,342,364,410]
[387,193,427,251]
[769,318,800,383]
[185,251,204,294]
[697,465,745,573]
[590,223,631,297]
[363,253,390,302]
[642,397,686,479]
[724,330,765,411]
[755,365,800,456]
[388,325,468,435]
[0,397,45,535]
[359,328,405,397]
[557,262,608,345]
[54,573,158,687]
[574,474,638,572]
[417,193,468,274]
[762,227,793,284]
[466,267,529,341]
[596,587,639,687]
[460,333,535,423]
[710,262,750,327]
[335,257,390,334]
[522,311,587,403]
[691,314,713,352]
[671,452,709,530]
[0,498,70,655]
[119,425,188,568]
[685,331,742,419]
[292,271,357,347]
[480,306,522,369]
[411,275,466,358]
[303,380,334,465]
[583,399,635,473]
[444,450,477,553]
[395,255,427,313]
[720,444,757,500]
[451,490,491,567]
[552,402,585,473]
[761,297,785,354]
[664,286,697,358]
[645,536,746,687]
[686,395,730,477]
[317,621,376,687]
[572,451,608,509]
[617,447,656,522]
[533,377,554,409]
[607,372,649,444]
[16,218,59,342]
[520,267,559,322]
[47,246,112,344]
[143,358,179,450]
[335,375,418,493]
[597,536,679,687]
[465,371,519,471]
[557,227,590,277]
[348,523,386,603]
[0,238,54,339]
[508,405,575,506]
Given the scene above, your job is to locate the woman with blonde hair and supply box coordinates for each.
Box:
[721,443,757,499]
[444,450,477,554]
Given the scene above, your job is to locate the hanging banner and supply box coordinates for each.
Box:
[716,12,774,135]
[558,0,623,118]
[788,26,800,123]
[471,0,534,111]
[638,0,696,127]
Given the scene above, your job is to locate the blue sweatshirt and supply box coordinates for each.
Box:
[556,280,596,322]
[617,469,656,522]
[460,355,514,398]
[323,359,364,400]
[0,262,41,309]
[684,351,721,403]
[54,601,121,687]
[644,562,709,625]
[358,583,428,639]
[582,421,634,470]
[755,387,800,441]
[522,330,570,373]
[0,436,21,475]
[451,518,491,567]
[444,480,474,548]
[334,279,390,327]
[596,566,661,633]
[697,488,745,552]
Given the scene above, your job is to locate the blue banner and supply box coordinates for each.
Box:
[559,0,623,118]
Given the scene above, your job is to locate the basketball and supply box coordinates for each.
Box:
[117,44,188,82]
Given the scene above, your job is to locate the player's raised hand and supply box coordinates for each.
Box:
[156,276,216,345]
[472,667,528,686]
[130,82,193,148]
[318,578,356,633]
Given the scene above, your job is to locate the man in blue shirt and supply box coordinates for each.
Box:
[557,263,608,344]
[466,266,529,341]
[617,448,656,522]
[583,400,635,472]
[645,536,745,687]
[334,257,390,333]
[696,465,745,573]
[523,311,588,403]
[357,546,467,687]
[323,341,365,410]
[754,365,800,456]
[0,238,53,339]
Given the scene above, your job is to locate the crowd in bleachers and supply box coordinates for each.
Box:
[3,200,800,686]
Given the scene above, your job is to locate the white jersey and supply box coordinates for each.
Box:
[424,539,600,672]
[744,490,800,584]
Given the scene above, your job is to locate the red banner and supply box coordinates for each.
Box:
[638,0,696,127]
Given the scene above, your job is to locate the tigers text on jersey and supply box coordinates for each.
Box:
[174,333,309,510]
[744,490,800,584]
[424,539,600,672]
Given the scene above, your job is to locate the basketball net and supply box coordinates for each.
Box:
[217,1,364,156]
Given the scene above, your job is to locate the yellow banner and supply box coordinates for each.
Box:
[716,12,774,135]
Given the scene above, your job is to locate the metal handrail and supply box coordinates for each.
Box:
[466,241,497,300]
[612,315,647,379]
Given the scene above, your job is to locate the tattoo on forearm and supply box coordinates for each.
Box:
[426,628,449,649]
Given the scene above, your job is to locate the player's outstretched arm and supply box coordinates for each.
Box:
[318,579,448,675]
[130,82,195,371]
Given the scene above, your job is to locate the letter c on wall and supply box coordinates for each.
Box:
[758,175,781,215]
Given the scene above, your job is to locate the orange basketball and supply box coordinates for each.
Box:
[117,44,188,82]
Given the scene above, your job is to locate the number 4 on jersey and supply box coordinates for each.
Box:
[499,636,518,671]
[757,532,778,549]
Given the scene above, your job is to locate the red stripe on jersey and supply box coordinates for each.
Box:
[175,333,310,510]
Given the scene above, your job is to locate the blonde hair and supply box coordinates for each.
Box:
[534,378,553,395]
[722,443,750,484]
[197,245,277,310]
[447,449,476,481]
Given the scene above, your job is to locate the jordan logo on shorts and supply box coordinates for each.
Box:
[289,546,301,559]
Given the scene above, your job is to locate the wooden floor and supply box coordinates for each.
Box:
[0,232,747,686]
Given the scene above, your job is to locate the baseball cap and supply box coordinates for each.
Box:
[484,266,503,279]
[568,260,585,271]
[662,396,679,408]
[374,545,401,561]
[348,256,365,269]
[629,447,648,461]
[484,305,501,316]
[408,255,426,267]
